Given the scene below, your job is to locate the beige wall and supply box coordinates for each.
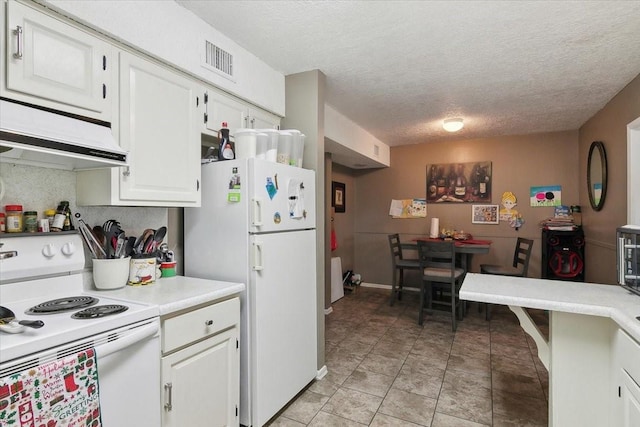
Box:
[283,70,327,372]
[579,73,640,284]
[351,131,580,288]
[330,163,357,271]
[330,73,640,288]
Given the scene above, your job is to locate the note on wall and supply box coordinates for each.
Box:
[389,199,427,218]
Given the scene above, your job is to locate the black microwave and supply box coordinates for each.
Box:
[617,226,640,296]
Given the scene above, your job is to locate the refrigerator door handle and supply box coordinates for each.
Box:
[252,241,263,270]
[252,197,263,227]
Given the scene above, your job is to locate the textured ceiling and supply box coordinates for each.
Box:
[176,0,640,147]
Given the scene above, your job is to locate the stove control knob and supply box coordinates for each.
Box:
[42,244,57,258]
[61,242,76,256]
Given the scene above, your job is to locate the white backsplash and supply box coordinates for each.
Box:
[0,163,168,242]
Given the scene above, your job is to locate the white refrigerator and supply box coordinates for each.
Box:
[185,158,317,427]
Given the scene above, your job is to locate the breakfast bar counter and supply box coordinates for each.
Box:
[461,273,640,427]
[460,273,640,341]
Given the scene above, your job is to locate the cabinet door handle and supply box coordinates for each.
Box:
[102,84,107,99]
[205,320,213,326]
[13,26,23,59]
[164,382,173,411]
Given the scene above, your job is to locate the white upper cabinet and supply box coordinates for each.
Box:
[249,107,280,130]
[77,51,201,207]
[3,1,113,121]
[203,89,280,136]
[204,89,246,136]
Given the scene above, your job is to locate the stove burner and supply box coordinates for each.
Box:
[26,296,99,315]
[71,305,129,319]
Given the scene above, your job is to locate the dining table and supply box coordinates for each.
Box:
[411,237,493,272]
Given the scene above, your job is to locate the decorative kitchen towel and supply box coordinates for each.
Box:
[0,348,102,426]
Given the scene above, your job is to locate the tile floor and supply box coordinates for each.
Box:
[269,286,549,427]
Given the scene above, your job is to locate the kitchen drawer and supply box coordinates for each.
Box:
[162,297,239,354]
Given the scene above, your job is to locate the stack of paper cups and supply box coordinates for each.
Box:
[429,218,440,238]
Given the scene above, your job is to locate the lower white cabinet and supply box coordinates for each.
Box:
[161,297,240,427]
[612,328,640,427]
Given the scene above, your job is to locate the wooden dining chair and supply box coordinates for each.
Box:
[417,240,466,331]
[388,234,421,306]
[480,237,534,319]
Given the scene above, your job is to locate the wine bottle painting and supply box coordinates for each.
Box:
[426,161,492,203]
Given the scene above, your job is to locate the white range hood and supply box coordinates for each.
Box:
[0,99,127,170]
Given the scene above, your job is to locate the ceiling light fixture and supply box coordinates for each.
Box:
[443,118,464,132]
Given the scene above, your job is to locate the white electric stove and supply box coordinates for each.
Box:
[0,232,161,425]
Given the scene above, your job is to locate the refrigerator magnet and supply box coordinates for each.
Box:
[266,177,277,200]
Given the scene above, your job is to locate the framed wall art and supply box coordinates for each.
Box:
[472,204,499,224]
[426,161,492,203]
[332,181,346,213]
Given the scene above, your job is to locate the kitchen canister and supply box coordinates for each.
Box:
[128,256,157,285]
[255,132,268,160]
[287,130,302,167]
[258,129,279,162]
[291,133,305,167]
[160,261,177,278]
[234,129,258,159]
[93,256,131,290]
[277,131,292,164]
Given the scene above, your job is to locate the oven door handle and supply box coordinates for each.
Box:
[95,322,159,359]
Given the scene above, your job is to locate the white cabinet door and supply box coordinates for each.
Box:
[161,327,239,427]
[203,89,281,136]
[621,369,640,427]
[204,89,247,136]
[119,51,200,204]
[4,1,112,120]
[612,328,640,427]
[248,107,280,130]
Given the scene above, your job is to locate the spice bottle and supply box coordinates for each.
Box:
[63,208,72,231]
[24,211,38,233]
[0,212,5,233]
[5,205,23,233]
[45,209,56,228]
[51,201,69,232]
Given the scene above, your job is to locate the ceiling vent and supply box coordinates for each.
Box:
[203,40,234,80]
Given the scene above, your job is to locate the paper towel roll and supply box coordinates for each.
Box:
[429,218,440,238]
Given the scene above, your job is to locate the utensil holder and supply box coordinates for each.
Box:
[93,257,130,290]
[128,256,157,286]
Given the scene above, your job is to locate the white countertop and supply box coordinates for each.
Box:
[460,273,640,342]
[89,275,245,317]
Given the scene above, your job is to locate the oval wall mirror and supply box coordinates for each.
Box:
[587,141,608,211]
